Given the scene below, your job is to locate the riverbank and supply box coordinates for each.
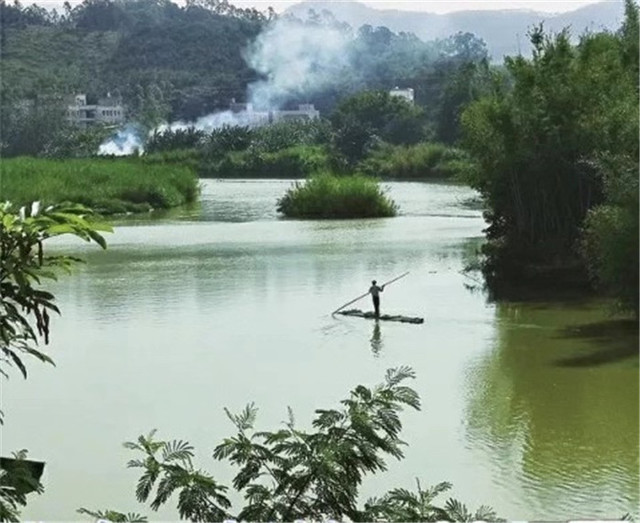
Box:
[0,157,199,215]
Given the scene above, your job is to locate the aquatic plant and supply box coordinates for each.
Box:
[277,173,397,219]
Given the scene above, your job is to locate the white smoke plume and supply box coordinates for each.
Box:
[98,17,352,155]
[246,18,351,109]
[155,110,267,133]
[98,124,144,156]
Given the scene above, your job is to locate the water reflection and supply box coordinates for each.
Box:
[465,301,639,519]
[370,321,383,357]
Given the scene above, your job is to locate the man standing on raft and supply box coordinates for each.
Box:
[369,280,385,317]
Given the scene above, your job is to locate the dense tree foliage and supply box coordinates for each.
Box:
[579,0,640,315]
[461,5,639,297]
[581,157,639,315]
[81,367,500,522]
[330,90,425,165]
[0,0,266,123]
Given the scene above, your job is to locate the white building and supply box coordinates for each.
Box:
[66,93,125,127]
[228,99,320,127]
[270,104,320,123]
[389,87,414,105]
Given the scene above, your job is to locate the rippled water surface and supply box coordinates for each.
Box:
[3,180,638,520]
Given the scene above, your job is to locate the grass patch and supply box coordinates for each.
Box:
[0,157,199,215]
[277,173,397,219]
[358,142,474,180]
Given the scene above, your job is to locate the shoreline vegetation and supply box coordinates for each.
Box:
[277,173,398,219]
[144,139,471,182]
[1,157,199,215]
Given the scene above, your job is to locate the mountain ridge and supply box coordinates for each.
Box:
[285,0,625,59]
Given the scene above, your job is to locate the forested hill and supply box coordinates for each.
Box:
[0,0,267,120]
[1,0,490,122]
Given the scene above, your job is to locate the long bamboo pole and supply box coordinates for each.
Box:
[331,271,410,315]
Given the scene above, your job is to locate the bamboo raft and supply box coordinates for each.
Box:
[337,308,424,324]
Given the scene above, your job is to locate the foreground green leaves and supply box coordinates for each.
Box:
[0,201,111,384]
[0,450,44,522]
[91,367,500,522]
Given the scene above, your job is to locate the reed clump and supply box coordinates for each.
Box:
[277,173,397,219]
[358,142,474,180]
[1,157,199,214]
[201,145,330,178]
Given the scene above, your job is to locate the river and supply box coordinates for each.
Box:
[3,179,638,520]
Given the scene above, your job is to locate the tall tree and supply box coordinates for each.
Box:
[461,20,638,289]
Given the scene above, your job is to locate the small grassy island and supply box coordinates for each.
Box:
[277,173,398,219]
[1,157,199,215]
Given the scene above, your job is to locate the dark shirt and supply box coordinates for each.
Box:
[369,285,384,298]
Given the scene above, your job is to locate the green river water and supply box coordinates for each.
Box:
[2,179,638,520]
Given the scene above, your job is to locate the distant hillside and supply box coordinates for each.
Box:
[285,0,625,59]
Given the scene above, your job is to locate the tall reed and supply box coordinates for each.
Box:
[358,142,473,180]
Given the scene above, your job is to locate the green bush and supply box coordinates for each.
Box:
[1,157,199,215]
[358,142,473,180]
[277,173,398,219]
[201,145,330,178]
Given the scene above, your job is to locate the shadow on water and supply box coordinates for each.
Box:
[555,319,639,368]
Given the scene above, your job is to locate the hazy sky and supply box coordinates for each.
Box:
[231,0,609,14]
[34,0,611,14]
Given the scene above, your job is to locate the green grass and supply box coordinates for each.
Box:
[277,173,398,219]
[0,157,199,215]
[358,142,474,180]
